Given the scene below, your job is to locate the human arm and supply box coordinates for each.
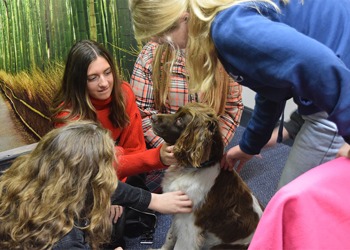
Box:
[218,73,244,147]
[115,83,177,179]
[130,42,166,148]
[212,3,350,144]
[225,94,285,170]
[117,143,176,180]
[111,181,192,214]
[336,143,350,158]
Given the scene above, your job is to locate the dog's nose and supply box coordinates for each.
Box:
[151,114,158,123]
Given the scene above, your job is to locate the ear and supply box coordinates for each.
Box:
[174,120,215,167]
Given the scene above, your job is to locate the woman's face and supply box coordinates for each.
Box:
[86,56,114,101]
[161,12,189,49]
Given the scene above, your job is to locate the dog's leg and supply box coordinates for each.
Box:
[173,221,205,250]
[150,219,176,250]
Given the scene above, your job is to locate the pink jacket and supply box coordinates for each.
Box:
[249,157,350,249]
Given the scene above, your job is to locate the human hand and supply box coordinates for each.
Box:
[224,145,254,172]
[160,143,178,166]
[110,205,123,224]
[336,143,350,158]
[149,191,192,214]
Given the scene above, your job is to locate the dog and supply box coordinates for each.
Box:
[151,103,263,250]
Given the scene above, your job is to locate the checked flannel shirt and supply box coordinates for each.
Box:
[130,41,244,149]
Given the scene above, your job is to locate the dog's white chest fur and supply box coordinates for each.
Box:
[162,163,220,207]
[160,164,221,250]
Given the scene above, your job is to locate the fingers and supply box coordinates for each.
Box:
[177,205,193,213]
[160,144,178,166]
[236,161,246,172]
[166,145,174,153]
[110,205,123,224]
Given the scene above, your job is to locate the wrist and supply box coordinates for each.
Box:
[148,193,159,211]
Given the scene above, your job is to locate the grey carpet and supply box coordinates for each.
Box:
[125,126,291,249]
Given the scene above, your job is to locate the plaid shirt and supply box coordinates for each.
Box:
[130,41,244,148]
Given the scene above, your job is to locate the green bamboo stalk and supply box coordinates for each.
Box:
[89,0,97,41]
[94,0,104,43]
[0,1,9,70]
[75,0,89,40]
[8,0,16,72]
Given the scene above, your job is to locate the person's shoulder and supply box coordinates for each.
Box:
[121,81,135,97]
[52,227,90,250]
[137,41,159,65]
[121,82,138,112]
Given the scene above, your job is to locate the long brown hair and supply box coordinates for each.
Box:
[51,40,129,128]
[0,121,117,249]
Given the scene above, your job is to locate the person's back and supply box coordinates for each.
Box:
[278,0,350,65]
[249,156,350,249]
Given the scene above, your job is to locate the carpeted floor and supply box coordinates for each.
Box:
[125,125,291,249]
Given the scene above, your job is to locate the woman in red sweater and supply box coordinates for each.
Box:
[50,41,192,247]
[51,40,175,182]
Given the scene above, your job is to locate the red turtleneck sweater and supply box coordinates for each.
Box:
[55,82,166,181]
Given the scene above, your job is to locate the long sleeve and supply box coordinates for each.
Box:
[113,83,166,180]
[111,181,151,211]
[130,42,164,148]
[211,1,350,150]
[117,146,165,181]
[240,94,285,154]
[131,41,243,148]
[218,65,244,146]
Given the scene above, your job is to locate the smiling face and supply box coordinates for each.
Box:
[86,56,114,101]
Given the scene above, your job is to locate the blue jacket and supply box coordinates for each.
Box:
[211,0,350,154]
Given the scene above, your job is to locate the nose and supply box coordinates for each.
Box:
[98,75,109,87]
[151,114,158,123]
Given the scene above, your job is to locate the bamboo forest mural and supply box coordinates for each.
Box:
[0,0,138,152]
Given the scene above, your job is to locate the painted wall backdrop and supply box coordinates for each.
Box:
[0,0,138,152]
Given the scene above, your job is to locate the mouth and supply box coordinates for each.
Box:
[152,125,177,145]
[99,87,110,93]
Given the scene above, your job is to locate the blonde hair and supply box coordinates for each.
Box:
[129,0,188,43]
[129,0,235,114]
[0,121,117,249]
[186,0,284,93]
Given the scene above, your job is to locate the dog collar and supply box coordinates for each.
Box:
[199,159,217,168]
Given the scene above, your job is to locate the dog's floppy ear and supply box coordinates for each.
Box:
[174,115,218,167]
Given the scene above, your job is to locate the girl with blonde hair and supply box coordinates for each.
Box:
[129,0,243,152]
[129,0,350,189]
[0,121,117,249]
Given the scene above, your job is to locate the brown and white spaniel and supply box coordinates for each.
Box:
[151,102,263,250]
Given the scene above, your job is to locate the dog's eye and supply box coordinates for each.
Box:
[176,117,183,126]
